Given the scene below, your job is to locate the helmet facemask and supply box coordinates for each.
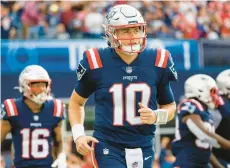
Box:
[21,80,51,104]
[16,65,52,105]
[103,4,147,55]
[105,23,147,54]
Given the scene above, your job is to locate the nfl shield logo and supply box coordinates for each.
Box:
[103,148,109,155]
[126,66,132,74]
[132,161,138,168]
[33,115,39,121]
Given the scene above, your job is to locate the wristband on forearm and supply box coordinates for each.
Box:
[71,124,86,143]
[153,109,168,124]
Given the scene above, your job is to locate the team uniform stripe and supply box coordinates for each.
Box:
[86,50,94,70]
[4,100,12,117]
[155,49,169,68]
[60,102,64,117]
[91,142,99,168]
[89,49,99,69]
[53,99,57,116]
[155,49,161,66]
[86,48,103,70]
[53,99,63,117]
[4,99,18,117]
[189,99,204,111]
[158,49,166,67]
[162,50,169,68]
[93,48,103,68]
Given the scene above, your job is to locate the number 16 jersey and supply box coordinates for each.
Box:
[1,97,64,168]
[75,47,177,148]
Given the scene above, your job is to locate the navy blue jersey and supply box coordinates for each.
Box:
[213,96,230,162]
[1,97,64,168]
[75,47,177,148]
[172,99,214,168]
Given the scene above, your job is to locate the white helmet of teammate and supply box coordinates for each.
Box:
[216,69,230,98]
[103,4,147,54]
[17,65,51,104]
[185,74,222,109]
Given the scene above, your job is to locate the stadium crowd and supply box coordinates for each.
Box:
[1,0,230,40]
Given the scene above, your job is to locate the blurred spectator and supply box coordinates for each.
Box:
[1,1,230,40]
[56,23,70,40]
[20,1,42,39]
[83,3,104,39]
[46,2,61,38]
[1,3,14,39]
[219,2,230,38]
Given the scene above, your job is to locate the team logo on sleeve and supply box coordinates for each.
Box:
[76,63,86,81]
[168,55,178,80]
[1,104,6,119]
[169,63,178,80]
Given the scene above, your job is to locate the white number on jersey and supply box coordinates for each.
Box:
[110,83,151,125]
[20,128,50,159]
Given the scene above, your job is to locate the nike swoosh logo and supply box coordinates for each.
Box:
[144,156,152,160]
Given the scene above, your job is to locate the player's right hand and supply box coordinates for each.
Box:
[75,135,99,156]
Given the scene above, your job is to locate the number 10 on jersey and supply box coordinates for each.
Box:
[109,83,151,126]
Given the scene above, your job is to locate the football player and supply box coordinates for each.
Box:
[68,4,177,168]
[172,74,230,168]
[1,65,66,168]
[212,69,230,167]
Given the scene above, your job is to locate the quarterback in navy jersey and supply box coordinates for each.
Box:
[69,4,177,168]
[172,74,230,168]
[1,65,66,168]
[212,69,230,167]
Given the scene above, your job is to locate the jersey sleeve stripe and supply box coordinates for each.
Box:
[53,99,63,117]
[56,99,62,117]
[86,50,94,70]
[162,50,169,68]
[155,49,161,67]
[155,49,169,68]
[89,48,99,69]
[93,48,103,68]
[4,99,18,117]
[53,99,57,116]
[60,102,64,117]
[91,142,99,168]
[189,99,204,111]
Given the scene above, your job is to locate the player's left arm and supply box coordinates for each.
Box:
[52,121,64,160]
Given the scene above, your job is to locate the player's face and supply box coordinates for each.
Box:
[29,82,47,96]
[115,26,142,46]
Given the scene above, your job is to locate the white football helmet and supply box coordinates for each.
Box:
[17,65,51,104]
[185,74,222,109]
[103,4,147,54]
[216,69,230,98]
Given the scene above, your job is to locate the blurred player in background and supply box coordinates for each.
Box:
[1,65,66,168]
[212,69,230,167]
[172,74,230,168]
[69,4,177,168]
